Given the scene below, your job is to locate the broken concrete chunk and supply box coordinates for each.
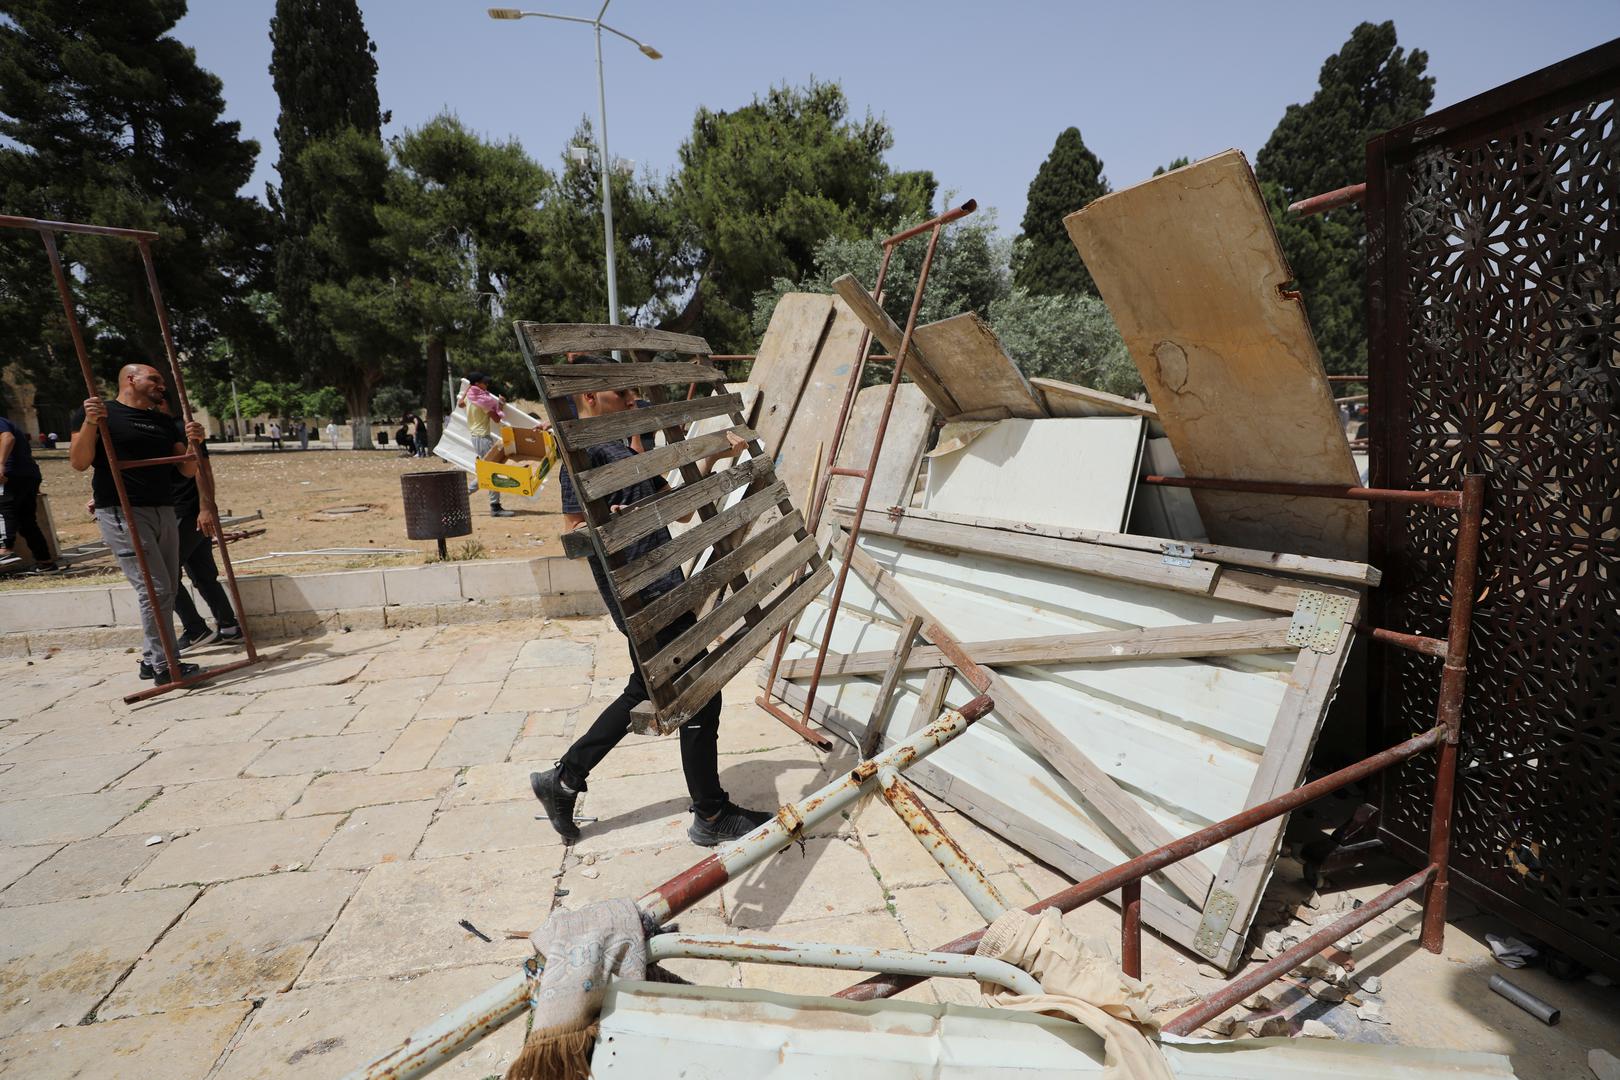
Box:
[1355,973,1382,994]
[1300,1019,1337,1039]
[1202,1012,1243,1036]
[1261,930,1287,956]
[1307,979,1346,1003]
[1248,1016,1291,1038]
[1356,1000,1389,1025]
[1241,991,1278,1012]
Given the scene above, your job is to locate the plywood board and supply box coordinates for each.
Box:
[910,312,1045,420]
[1032,377,1159,425]
[747,294,835,462]
[925,417,1144,533]
[827,383,934,512]
[1065,149,1366,560]
[771,296,868,510]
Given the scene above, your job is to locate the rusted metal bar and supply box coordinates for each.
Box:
[827,466,868,478]
[646,933,1040,995]
[1163,864,1434,1036]
[1121,880,1142,980]
[0,213,159,240]
[1421,473,1485,952]
[1326,375,1368,383]
[835,726,1444,1001]
[753,695,835,750]
[343,966,535,1080]
[1357,624,1448,659]
[117,452,197,469]
[1335,394,1369,405]
[122,656,261,705]
[876,765,1008,922]
[1140,473,1463,509]
[1288,182,1365,216]
[884,199,977,245]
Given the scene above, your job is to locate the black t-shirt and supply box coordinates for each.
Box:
[0,416,41,481]
[560,439,684,634]
[69,400,184,509]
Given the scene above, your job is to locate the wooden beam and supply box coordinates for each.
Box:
[838,536,1215,904]
[780,618,1297,680]
[1031,377,1160,421]
[828,274,960,415]
[576,426,755,502]
[540,361,728,397]
[860,614,924,759]
[517,321,712,356]
[557,392,741,449]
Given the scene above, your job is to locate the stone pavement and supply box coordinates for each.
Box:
[1,617,1613,1079]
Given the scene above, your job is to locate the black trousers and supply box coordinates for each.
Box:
[0,476,52,563]
[172,513,239,634]
[559,611,727,816]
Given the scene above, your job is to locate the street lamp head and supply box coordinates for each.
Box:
[487,8,523,19]
[638,42,662,60]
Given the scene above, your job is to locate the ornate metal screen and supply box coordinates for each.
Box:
[1366,40,1620,975]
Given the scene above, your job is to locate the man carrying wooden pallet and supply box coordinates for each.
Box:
[531,358,772,848]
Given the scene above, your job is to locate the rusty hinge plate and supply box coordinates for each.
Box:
[1287,589,1353,653]
[1194,887,1238,959]
[1161,542,1196,567]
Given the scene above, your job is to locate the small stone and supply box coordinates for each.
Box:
[581,852,597,866]
[579,867,599,879]
[286,862,302,871]
[1300,1019,1336,1039]
[1355,974,1382,994]
[1308,979,1346,1003]
[144,835,164,846]
[1197,963,1224,980]
[1248,1016,1290,1038]
[1304,891,1323,909]
[1262,930,1287,955]
[1202,1013,1242,1036]
[1356,1001,1388,1025]
[1241,991,1277,1011]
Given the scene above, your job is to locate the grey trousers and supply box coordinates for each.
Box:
[469,434,502,507]
[95,505,180,669]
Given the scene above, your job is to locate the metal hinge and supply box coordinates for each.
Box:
[1194,887,1239,959]
[1161,542,1196,568]
[1287,589,1353,653]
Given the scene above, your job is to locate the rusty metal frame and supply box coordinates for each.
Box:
[0,213,261,702]
[756,201,977,747]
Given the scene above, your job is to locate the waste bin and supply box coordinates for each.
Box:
[400,470,472,559]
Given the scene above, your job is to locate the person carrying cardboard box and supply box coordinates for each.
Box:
[459,372,516,517]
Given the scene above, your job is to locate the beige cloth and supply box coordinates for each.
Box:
[975,907,1173,1080]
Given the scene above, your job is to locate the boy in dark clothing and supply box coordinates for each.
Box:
[160,410,241,650]
[0,415,56,571]
[530,370,770,848]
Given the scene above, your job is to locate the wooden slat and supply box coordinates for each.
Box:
[612,481,788,595]
[829,274,960,415]
[829,507,1218,595]
[557,392,741,450]
[517,321,711,356]
[643,536,819,688]
[596,456,768,555]
[910,312,1045,419]
[904,667,952,737]
[1032,377,1160,422]
[838,537,1215,904]
[749,294,836,459]
[647,562,834,731]
[860,614,924,759]
[626,508,803,641]
[779,618,1297,680]
[540,362,727,397]
[577,426,754,502]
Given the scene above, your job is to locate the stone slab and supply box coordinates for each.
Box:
[116,741,270,788]
[212,654,369,694]
[437,640,521,686]
[352,675,442,705]
[343,701,419,732]
[369,716,456,774]
[108,776,311,837]
[500,664,595,691]
[101,870,359,1019]
[287,768,457,817]
[456,557,549,599]
[129,815,344,888]
[1,834,163,906]
[722,834,891,929]
[511,638,594,670]
[0,844,60,891]
[311,800,436,870]
[0,752,149,799]
[144,715,273,749]
[0,886,199,1037]
[270,571,385,613]
[245,732,393,777]
[357,649,463,682]
[490,680,591,713]
[415,799,557,859]
[427,712,524,768]
[0,789,156,846]
[0,718,170,762]
[299,847,564,983]
[733,910,913,998]
[0,1002,249,1079]
[381,563,463,607]
[253,705,362,740]
[413,682,501,720]
[0,586,114,632]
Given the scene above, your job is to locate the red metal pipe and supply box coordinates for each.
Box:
[1121,880,1142,980]
[1357,624,1448,659]
[1288,183,1366,217]
[1163,864,1434,1036]
[884,200,976,246]
[1326,375,1368,383]
[0,213,159,240]
[827,466,868,479]
[118,452,197,469]
[123,655,262,704]
[754,695,835,751]
[835,726,1444,1000]
[1140,473,1463,509]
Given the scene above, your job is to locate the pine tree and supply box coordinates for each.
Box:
[1257,21,1433,373]
[0,0,269,407]
[1011,127,1109,296]
[268,0,389,445]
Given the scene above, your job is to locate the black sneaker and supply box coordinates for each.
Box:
[138,660,157,681]
[152,662,201,686]
[530,767,581,844]
[216,624,244,643]
[490,506,516,517]
[178,626,219,652]
[688,802,773,847]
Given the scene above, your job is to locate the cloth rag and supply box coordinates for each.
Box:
[975,907,1173,1080]
[465,383,506,424]
[1485,932,1539,969]
[506,897,647,1080]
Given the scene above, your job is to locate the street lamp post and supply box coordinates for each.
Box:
[489,4,661,328]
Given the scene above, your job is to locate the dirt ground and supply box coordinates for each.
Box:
[7,446,566,589]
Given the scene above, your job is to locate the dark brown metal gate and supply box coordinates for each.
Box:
[1366,38,1620,974]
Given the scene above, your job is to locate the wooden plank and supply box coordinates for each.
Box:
[517,321,712,356]
[540,361,728,397]
[612,481,788,595]
[648,562,834,731]
[577,426,755,502]
[829,274,960,415]
[596,456,769,555]
[779,618,1297,680]
[557,392,741,450]
[1032,377,1159,422]
[838,538,1215,904]
[904,666,951,737]
[867,505,1380,588]
[827,383,934,512]
[910,312,1045,419]
[770,296,867,516]
[643,536,819,688]
[749,294,836,459]
[829,506,1219,595]
[625,507,803,641]
[860,614,925,759]
[1065,150,1366,560]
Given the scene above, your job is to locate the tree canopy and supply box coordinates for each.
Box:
[1011,127,1109,297]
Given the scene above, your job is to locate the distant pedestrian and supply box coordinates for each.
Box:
[458,373,513,517]
[325,422,340,450]
[414,415,432,457]
[268,421,282,450]
[0,414,57,573]
[395,420,413,456]
[298,421,310,450]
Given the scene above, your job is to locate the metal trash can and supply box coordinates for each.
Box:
[400,471,472,558]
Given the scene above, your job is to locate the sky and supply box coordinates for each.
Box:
[179,2,1619,234]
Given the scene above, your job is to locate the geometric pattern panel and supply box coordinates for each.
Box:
[1368,42,1620,974]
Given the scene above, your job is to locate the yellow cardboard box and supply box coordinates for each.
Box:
[475,425,558,498]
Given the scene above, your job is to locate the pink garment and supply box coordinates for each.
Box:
[464,383,505,423]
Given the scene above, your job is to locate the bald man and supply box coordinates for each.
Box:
[71,364,212,685]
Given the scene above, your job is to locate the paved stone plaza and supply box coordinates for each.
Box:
[0,617,1611,1079]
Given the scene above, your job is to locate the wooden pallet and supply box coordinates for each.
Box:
[515,321,831,735]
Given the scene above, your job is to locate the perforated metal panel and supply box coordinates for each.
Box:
[1367,40,1620,975]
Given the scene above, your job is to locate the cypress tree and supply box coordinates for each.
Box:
[1012,127,1109,296]
[1257,21,1433,373]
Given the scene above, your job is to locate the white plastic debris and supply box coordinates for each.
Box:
[579,867,600,879]
[1300,1019,1337,1039]
[144,835,164,846]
